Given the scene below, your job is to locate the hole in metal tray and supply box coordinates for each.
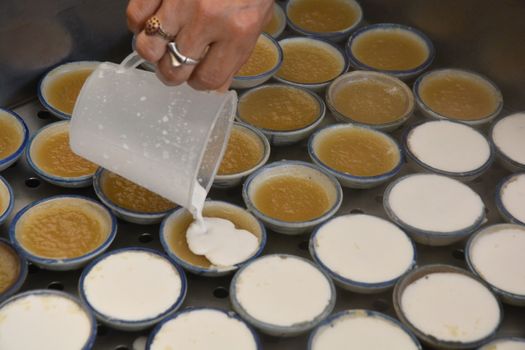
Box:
[97,324,109,336]
[350,208,364,214]
[372,299,390,312]
[213,286,229,299]
[114,346,129,350]
[138,233,153,243]
[452,248,465,261]
[297,240,309,251]
[25,177,41,188]
[37,111,52,119]
[47,281,64,291]
[27,262,40,274]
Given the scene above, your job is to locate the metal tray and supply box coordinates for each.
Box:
[2,97,524,350]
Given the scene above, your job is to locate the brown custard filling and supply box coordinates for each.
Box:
[46,68,93,115]
[0,242,20,294]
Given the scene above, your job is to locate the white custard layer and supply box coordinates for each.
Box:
[0,294,91,350]
[388,174,483,232]
[401,272,500,343]
[408,120,490,173]
[493,113,525,165]
[314,214,413,283]
[483,340,525,350]
[84,251,182,321]
[312,312,419,350]
[235,255,331,327]
[501,174,525,223]
[150,309,257,350]
[186,217,259,267]
[470,226,525,295]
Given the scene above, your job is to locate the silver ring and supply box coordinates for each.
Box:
[167,41,200,67]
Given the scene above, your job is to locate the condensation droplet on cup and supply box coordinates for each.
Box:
[97,124,104,130]
[162,115,169,122]
[162,151,170,159]
[123,143,129,150]
[102,153,109,159]
[140,96,147,102]
[162,130,168,135]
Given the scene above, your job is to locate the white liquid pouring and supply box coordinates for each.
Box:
[186,183,258,267]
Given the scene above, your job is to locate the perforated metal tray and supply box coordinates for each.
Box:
[2,98,524,350]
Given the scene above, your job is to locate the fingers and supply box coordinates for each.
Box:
[126,0,162,33]
[187,41,246,91]
[134,0,190,63]
[155,23,212,86]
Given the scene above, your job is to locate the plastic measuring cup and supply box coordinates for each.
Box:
[70,52,237,209]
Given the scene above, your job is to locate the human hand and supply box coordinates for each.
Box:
[127,0,274,91]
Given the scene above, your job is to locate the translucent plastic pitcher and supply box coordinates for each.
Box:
[70,52,237,208]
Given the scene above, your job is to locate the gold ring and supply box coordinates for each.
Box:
[144,16,174,41]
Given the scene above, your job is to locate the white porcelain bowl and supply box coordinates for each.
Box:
[310,214,416,293]
[242,161,343,235]
[79,247,187,331]
[230,254,336,337]
[26,120,97,188]
[38,61,100,119]
[383,174,485,246]
[0,108,29,172]
[146,307,261,350]
[9,195,117,270]
[213,122,270,188]
[478,337,525,350]
[414,68,503,127]
[326,71,415,132]
[490,112,525,172]
[275,37,349,92]
[93,168,176,225]
[309,124,404,189]
[0,176,14,226]
[466,224,525,306]
[496,173,525,225]
[393,265,502,350]
[403,120,494,182]
[0,290,97,350]
[346,23,435,81]
[236,84,326,146]
[0,238,27,302]
[308,310,422,350]
[160,200,267,277]
[285,0,363,42]
[231,33,283,89]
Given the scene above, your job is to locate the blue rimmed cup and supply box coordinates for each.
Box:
[0,289,97,350]
[393,264,502,350]
[0,176,14,226]
[242,160,343,235]
[309,214,416,293]
[308,124,404,189]
[402,120,494,182]
[160,200,267,277]
[26,120,98,188]
[265,2,286,38]
[414,68,503,127]
[9,195,117,271]
[346,23,435,81]
[38,61,100,120]
[495,173,525,226]
[465,223,525,306]
[146,307,261,350]
[479,337,525,350]
[213,122,271,188]
[326,71,415,132]
[0,108,29,172]
[79,247,187,331]
[93,168,177,225]
[274,37,349,92]
[236,83,326,146]
[383,174,486,246]
[285,0,363,42]
[230,254,336,337]
[0,238,27,302]
[490,112,525,173]
[308,309,422,350]
[231,33,283,89]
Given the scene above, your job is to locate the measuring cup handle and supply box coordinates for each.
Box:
[120,51,146,70]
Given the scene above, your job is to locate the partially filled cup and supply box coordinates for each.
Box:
[0,108,29,172]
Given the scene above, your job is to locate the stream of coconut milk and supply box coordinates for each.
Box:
[186,183,258,267]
